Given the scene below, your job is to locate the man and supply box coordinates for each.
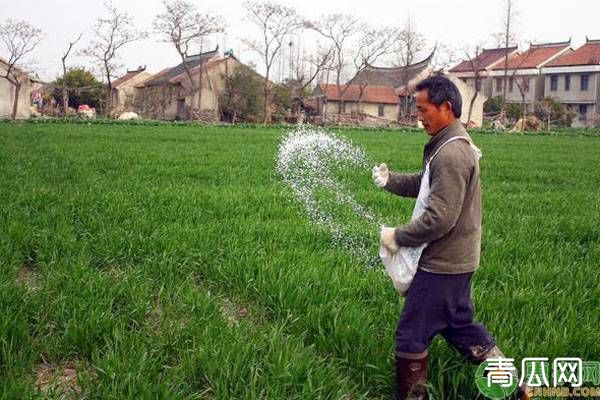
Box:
[373,76,528,399]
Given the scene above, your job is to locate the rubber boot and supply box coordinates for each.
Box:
[395,354,428,400]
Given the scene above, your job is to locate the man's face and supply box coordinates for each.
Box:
[415,89,453,135]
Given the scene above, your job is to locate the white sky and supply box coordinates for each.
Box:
[2,0,600,82]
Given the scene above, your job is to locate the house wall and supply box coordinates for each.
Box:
[544,72,598,103]
[490,75,541,104]
[563,103,595,127]
[113,72,151,114]
[448,75,486,127]
[136,57,243,120]
[534,75,545,101]
[135,84,181,120]
[543,72,599,127]
[362,102,398,120]
[323,101,398,121]
[0,65,32,119]
[460,76,494,99]
[597,73,600,114]
[192,57,241,112]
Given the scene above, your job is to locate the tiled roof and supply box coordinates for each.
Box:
[144,49,219,87]
[111,67,146,89]
[545,39,600,67]
[450,46,518,72]
[316,83,399,104]
[352,49,434,88]
[491,41,571,70]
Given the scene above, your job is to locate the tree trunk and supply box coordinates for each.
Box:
[11,82,21,120]
[198,65,203,113]
[62,60,69,115]
[263,77,270,124]
[501,1,511,117]
[467,91,478,126]
[106,82,112,116]
[62,87,69,115]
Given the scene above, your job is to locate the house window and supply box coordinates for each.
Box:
[579,104,588,120]
[564,75,570,91]
[378,104,385,117]
[496,78,503,92]
[475,79,482,92]
[342,102,347,113]
[581,74,589,91]
[509,77,514,92]
[550,75,558,91]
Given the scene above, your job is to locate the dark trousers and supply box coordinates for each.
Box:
[395,268,495,361]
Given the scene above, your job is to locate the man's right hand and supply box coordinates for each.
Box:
[372,163,389,188]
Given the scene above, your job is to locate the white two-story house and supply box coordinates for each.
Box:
[541,38,600,127]
[449,46,519,98]
[488,41,571,112]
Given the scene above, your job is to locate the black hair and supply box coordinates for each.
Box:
[415,75,462,118]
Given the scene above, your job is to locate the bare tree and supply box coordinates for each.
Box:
[288,43,333,92]
[464,44,485,125]
[509,46,535,124]
[431,42,458,72]
[307,14,360,116]
[0,19,42,120]
[309,14,399,115]
[287,44,334,121]
[393,18,427,119]
[535,98,553,131]
[61,33,83,114]
[82,2,147,115]
[242,1,302,123]
[154,0,224,113]
[495,0,518,117]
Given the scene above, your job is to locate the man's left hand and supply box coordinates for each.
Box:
[380,227,399,253]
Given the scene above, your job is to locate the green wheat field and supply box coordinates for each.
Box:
[1,122,599,399]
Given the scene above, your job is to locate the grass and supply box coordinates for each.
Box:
[0,122,598,399]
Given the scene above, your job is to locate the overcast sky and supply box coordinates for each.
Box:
[3,0,600,81]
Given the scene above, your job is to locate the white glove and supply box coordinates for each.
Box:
[380,226,399,253]
[372,163,389,188]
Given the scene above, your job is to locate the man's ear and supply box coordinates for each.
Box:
[442,100,453,115]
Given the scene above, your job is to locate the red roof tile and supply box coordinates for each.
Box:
[450,47,517,72]
[545,40,600,67]
[317,83,399,104]
[491,42,570,70]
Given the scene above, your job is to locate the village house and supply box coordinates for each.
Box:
[449,46,519,99]
[447,75,487,127]
[352,51,435,117]
[541,38,600,127]
[111,66,152,115]
[488,41,571,112]
[313,83,400,123]
[0,58,34,119]
[135,48,243,121]
[313,50,486,127]
[312,52,435,125]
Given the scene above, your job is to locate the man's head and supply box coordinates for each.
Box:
[414,76,462,135]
